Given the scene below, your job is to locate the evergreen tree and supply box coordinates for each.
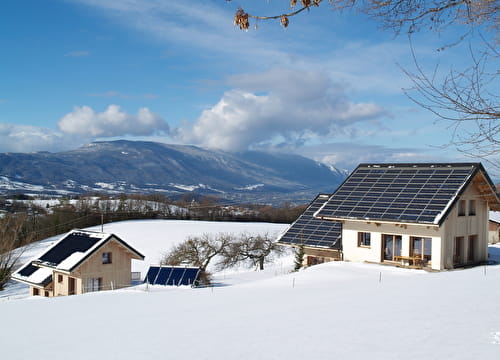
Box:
[294,243,305,272]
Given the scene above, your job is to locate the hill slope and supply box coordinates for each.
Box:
[0,140,346,203]
[1,220,500,360]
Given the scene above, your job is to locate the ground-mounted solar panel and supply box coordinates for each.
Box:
[144,266,161,284]
[316,163,479,225]
[144,266,200,286]
[278,194,342,249]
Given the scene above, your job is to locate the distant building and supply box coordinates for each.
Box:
[489,212,500,244]
[279,163,500,271]
[12,229,144,297]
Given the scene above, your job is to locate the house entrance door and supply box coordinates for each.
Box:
[68,277,75,295]
[382,234,402,261]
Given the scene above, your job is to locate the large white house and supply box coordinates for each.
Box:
[278,163,500,271]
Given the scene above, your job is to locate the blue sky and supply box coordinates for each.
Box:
[0,0,496,173]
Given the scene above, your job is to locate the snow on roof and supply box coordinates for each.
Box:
[491,211,500,223]
[11,263,52,287]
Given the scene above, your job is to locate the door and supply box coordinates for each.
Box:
[454,236,464,266]
[382,234,402,261]
[68,277,76,295]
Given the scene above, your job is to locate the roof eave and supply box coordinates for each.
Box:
[10,274,52,288]
[318,215,439,227]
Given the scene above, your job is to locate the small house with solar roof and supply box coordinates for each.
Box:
[278,163,500,271]
[11,229,144,297]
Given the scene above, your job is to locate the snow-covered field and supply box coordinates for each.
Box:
[1,220,500,359]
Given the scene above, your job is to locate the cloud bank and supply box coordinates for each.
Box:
[178,69,386,151]
[0,124,80,153]
[58,104,169,137]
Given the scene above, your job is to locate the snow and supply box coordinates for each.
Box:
[490,211,500,223]
[235,183,265,191]
[1,220,500,359]
[55,251,87,270]
[13,267,52,285]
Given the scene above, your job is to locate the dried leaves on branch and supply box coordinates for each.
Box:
[232,0,323,30]
[231,0,499,33]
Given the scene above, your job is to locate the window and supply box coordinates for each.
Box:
[58,274,63,283]
[33,288,39,296]
[102,252,112,264]
[468,200,476,216]
[357,232,371,247]
[86,278,102,292]
[44,291,49,297]
[458,200,466,216]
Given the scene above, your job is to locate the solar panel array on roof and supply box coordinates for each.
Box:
[144,266,200,286]
[15,263,53,286]
[316,163,477,224]
[279,194,342,249]
[38,232,104,266]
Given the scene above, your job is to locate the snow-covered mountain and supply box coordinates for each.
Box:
[0,140,346,203]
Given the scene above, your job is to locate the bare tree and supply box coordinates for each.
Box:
[220,233,285,271]
[0,214,30,291]
[403,42,499,170]
[162,233,233,271]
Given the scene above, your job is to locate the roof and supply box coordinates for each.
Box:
[144,265,200,286]
[491,211,500,224]
[316,163,500,226]
[278,194,342,249]
[12,229,144,287]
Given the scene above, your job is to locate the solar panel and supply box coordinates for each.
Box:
[278,194,342,249]
[39,232,103,266]
[316,163,478,225]
[144,266,161,284]
[144,266,200,286]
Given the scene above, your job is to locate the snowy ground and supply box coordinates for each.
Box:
[1,220,500,359]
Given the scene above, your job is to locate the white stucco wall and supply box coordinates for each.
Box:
[341,220,442,270]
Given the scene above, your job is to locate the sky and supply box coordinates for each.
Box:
[0,0,497,174]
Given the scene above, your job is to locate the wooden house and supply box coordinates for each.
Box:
[279,163,500,271]
[12,229,144,297]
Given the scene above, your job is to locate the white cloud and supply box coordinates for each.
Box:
[177,68,386,151]
[297,142,456,171]
[0,124,83,153]
[58,105,169,137]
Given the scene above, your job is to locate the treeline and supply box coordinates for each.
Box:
[0,193,307,248]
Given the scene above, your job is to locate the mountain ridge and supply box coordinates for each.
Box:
[0,140,346,204]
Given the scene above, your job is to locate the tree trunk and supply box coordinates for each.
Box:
[259,257,264,270]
